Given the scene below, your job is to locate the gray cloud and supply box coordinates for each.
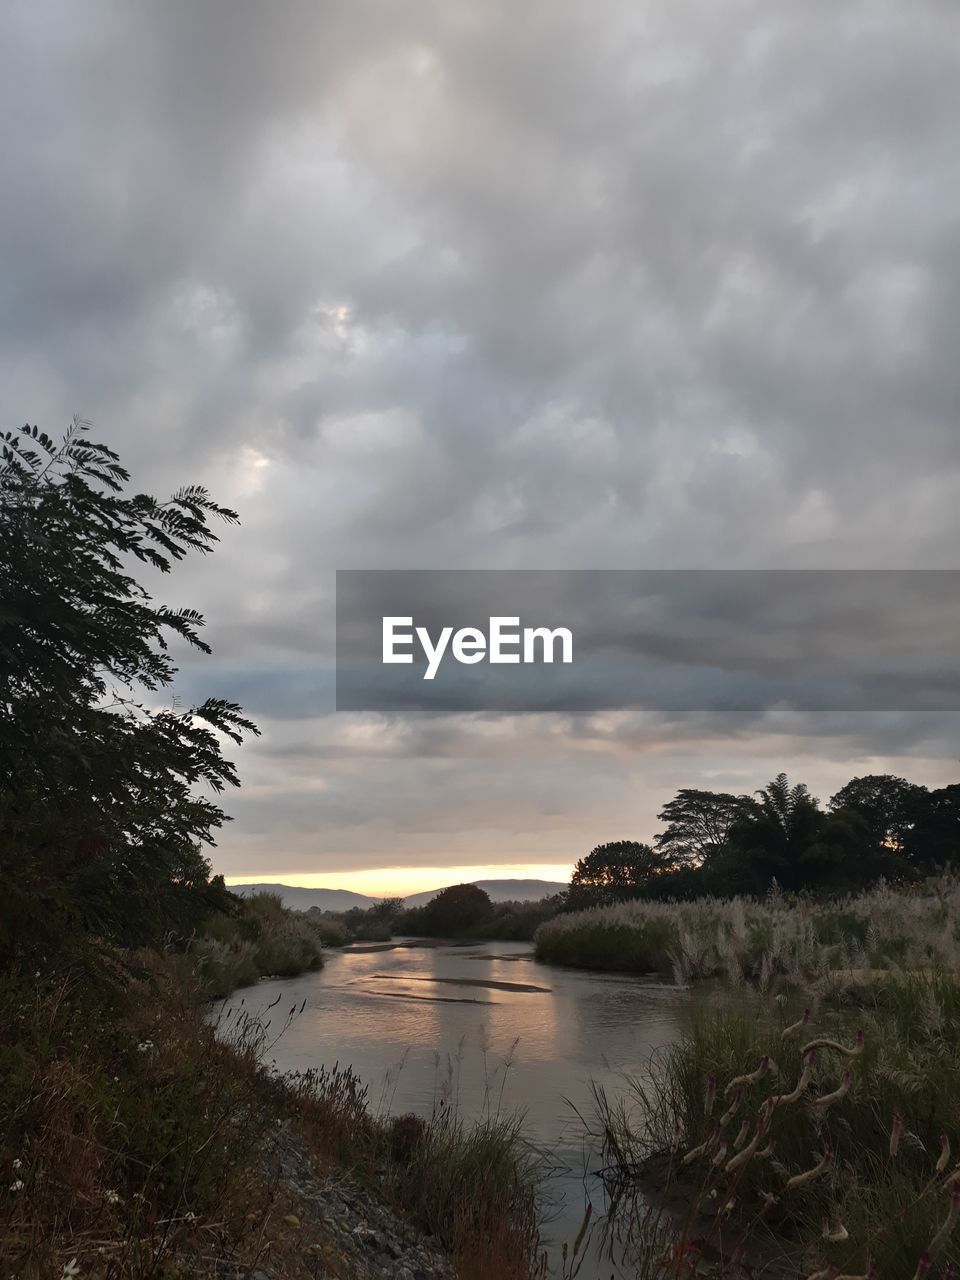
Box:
[2,0,959,878]
[334,569,960,714]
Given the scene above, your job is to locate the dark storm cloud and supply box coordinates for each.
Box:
[2,1,959,874]
[335,569,960,713]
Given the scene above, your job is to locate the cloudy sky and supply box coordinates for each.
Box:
[4,2,960,894]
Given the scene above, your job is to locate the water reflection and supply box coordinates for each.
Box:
[231,940,688,1276]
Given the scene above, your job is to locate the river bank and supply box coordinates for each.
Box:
[239,916,960,1280]
[238,937,691,1277]
[0,941,541,1280]
[588,969,960,1278]
[532,877,960,981]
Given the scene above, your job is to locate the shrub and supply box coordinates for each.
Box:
[0,962,289,1277]
[304,910,351,946]
[535,917,677,974]
[192,893,323,997]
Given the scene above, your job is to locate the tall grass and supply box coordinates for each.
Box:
[284,1039,547,1279]
[587,972,960,1278]
[388,1109,544,1280]
[1,949,544,1279]
[535,876,960,983]
[0,958,299,1278]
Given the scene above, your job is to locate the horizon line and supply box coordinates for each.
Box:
[221,863,574,898]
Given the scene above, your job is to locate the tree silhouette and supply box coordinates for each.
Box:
[828,774,926,855]
[711,774,826,893]
[654,788,749,865]
[421,883,493,935]
[0,419,257,965]
[903,784,960,870]
[568,840,674,907]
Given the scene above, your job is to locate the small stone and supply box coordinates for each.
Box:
[282,1213,300,1228]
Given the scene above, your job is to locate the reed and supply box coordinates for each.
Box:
[586,970,960,1278]
[535,875,960,985]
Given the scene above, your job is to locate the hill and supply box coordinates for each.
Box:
[229,878,567,912]
[229,883,374,912]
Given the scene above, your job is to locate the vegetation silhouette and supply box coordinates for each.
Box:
[563,772,960,911]
[0,423,541,1279]
[0,418,259,966]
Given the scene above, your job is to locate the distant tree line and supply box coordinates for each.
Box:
[317,773,960,943]
[565,772,960,909]
[315,883,565,943]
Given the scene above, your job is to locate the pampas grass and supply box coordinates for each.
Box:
[535,875,960,985]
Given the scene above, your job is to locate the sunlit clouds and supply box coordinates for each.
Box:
[2,2,959,887]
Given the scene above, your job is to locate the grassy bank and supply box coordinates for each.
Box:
[0,947,543,1279]
[196,891,325,997]
[589,971,960,1277]
[534,877,960,982]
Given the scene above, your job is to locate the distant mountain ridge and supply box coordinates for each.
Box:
[229,883,374,912]
[230,878,566,913]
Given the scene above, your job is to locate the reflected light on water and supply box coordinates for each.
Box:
[227,939,690,1276]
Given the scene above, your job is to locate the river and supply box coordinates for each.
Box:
[231,939,690,1277]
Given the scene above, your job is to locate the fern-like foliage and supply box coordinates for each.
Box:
[0,418,258,965]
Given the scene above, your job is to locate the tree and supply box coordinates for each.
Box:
[370,896,406,923]
[567,840,674,909]
[796,808,905,891]
[828,775,926,855]
[642,864,711,902]
[719,773,826,893]
[654,788,748,864]
[903,784,960,870]
[420,883,493,935]
[0,419,257,964]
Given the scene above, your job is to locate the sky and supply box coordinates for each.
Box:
[3,2,960,895]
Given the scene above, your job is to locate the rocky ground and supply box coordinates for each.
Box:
[187,1126,457,1280]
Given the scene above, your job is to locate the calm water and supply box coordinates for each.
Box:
[230,939,689,1276]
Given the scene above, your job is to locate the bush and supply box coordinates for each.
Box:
[193,893,323,997]
[535,917,677,974]
[0,961,288,1277]
[304,910,351,947]
[415,884,494,936]
[339,905,393,941]
[461,897,562,941]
